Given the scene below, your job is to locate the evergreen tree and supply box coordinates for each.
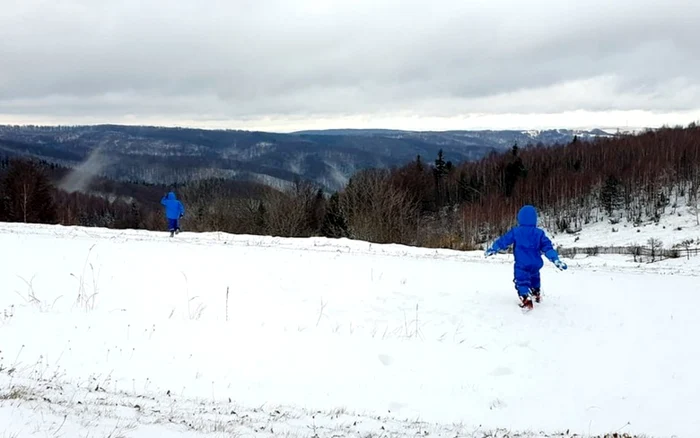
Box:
[504,144,527,197]
[415,155,424,172]
[255,202,267,233]
[307,188,326,233]
[129,201,141,229]
[601,175,624,215]
[320,192,348,238]
[433,149,449,207]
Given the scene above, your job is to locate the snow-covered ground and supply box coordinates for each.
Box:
[1,222,699,438]
[550,206,700,250]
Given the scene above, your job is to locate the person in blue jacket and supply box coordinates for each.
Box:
[161,191,185,236]
[484,204,567,308]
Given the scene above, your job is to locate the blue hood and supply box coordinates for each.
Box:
[517,205,538,227]
[161,191,184,219]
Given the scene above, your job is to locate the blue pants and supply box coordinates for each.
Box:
[167,218,180,231]
[513,265,541,297]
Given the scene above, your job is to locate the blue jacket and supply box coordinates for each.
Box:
[489,205,559,269]
[161,192,185,220]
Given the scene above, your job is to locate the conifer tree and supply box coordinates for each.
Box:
[320,192,348,238]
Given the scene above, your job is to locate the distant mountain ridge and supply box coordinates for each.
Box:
[292,127,613,137]
[0,124,614,192]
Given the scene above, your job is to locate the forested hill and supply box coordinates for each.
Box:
[0,124,611,191]
[0,124,697,252]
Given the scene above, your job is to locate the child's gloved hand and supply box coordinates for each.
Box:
[484,248,497,258]
[553,259,568,270]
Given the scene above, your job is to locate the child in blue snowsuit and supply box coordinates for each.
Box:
[485,205,567,308]
[161,191,185,235]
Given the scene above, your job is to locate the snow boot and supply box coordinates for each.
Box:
[519,294,533,309]
[530,288,541,303]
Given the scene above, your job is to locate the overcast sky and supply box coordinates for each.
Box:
[1,0,699,132]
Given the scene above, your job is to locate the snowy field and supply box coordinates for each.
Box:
[1,222,699,437]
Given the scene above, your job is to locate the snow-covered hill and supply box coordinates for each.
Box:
[0,124,609,191]
[1,222,699,437]
[549,205,700,251]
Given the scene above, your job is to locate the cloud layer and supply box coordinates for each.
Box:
[1,0,699,130]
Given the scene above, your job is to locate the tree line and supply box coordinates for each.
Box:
[1,123,699,250]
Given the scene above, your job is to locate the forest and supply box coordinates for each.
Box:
[1,124,699,250]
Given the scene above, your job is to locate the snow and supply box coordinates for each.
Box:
[550,206,700,250]
[1,222,699,437]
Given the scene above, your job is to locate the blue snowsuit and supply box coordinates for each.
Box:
[486,205,566,298]
[161,191,185,231]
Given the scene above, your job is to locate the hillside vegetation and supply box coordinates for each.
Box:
[0,124,608,191]
[0,124,698,250]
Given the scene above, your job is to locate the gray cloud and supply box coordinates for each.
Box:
[1,0,699,129]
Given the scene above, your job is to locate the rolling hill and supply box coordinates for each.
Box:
[0,124,613,191]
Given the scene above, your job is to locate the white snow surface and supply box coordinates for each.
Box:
[550,207,700,250]
[1,222,699,438]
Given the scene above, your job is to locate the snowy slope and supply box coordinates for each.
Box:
[550,206,700,250]
[1,223,699,438]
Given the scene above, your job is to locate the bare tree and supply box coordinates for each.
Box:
[262,178,321,237]
[647,237,663,262]
[1,159,57,224]
[690,175,700,226]
[340,168,419,244]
